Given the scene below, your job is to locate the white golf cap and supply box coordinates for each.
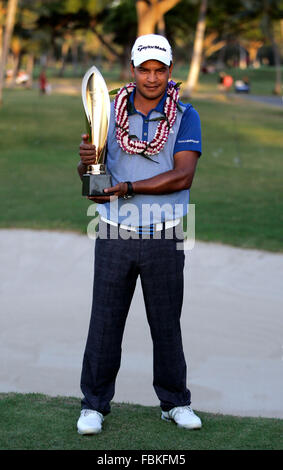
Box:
[131,34,172,67]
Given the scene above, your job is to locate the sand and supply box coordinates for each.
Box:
[0,229,282,418]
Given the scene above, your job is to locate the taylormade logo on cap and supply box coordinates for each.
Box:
[137,45,167,53]
[131,34,172,67]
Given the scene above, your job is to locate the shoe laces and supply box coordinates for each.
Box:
[180,406,194,413]
[171,405,195,418]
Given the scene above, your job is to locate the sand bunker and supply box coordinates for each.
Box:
[0,229,282,418]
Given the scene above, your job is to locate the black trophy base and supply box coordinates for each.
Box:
[82,173,113,197]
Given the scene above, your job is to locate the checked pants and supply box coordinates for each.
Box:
[80,222,191,415]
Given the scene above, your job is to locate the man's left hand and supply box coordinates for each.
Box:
[87,182,128,203]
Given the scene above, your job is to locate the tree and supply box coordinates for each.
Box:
[0,0,18,104]
[8,1,44,87]
[102,0,137,79]
[183,0,207,97]
[136,0,181,36]
[262,0,282,94]
[237,0,282,94]
[35,0,130,77]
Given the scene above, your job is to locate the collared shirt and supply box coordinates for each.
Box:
[128,87,202,156]
[97,87,202,227]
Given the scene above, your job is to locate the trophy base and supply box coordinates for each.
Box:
[82,173,113,197]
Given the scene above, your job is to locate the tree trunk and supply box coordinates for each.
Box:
[11,50,20,84]
[263,1,282,95]
[26,53,34,88]
[0,21,2,70]
[216,45,226,70]
[71,40,79,74]
[267,27,282,94]
[245,41,263,68]
[136,0,180,36]
[0,0,18,105]
[157,14,166,36]
[239,45,247,69]
[269,24,282,95]
[119,45,132,81]
[271,38,282,95]
[59,40,70,77]
[183,0,207,98]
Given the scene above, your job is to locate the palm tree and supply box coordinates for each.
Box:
[183,0,208,98]
[0,0,18,104]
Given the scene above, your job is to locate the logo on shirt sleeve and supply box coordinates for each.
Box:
[177,139,200,144]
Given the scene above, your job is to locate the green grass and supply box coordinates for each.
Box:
[0,87,89,232]
[0,393,282,450]
[188,94,283,251]
[0,83,282,251]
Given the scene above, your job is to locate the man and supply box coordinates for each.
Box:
[77,34,202,434]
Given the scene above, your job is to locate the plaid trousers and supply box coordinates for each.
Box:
[80,222,191,415]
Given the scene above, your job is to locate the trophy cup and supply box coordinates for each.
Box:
[81,66,112,196]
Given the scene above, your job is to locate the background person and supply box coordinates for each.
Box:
[39,68,47,94]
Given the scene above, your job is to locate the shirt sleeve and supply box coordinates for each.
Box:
[173,105,202,156]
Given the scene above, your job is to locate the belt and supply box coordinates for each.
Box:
[100,217,180,234]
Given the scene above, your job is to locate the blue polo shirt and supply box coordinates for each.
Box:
[128,88,202,157]
[97,87,202,227]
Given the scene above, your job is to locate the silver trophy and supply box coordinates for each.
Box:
[81,66,111,196]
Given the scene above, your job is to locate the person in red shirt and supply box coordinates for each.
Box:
[39,68,47,94]
[223,74,233,90]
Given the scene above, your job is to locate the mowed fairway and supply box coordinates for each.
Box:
[0,84,282,252]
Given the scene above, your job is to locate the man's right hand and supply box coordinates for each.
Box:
[79,134,96,166]
[78,133,113,204]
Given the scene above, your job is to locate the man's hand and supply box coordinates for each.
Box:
[78,135,130,203]
[79,134,96,166]
[87,182,128,204]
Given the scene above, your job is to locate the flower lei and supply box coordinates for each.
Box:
[114,81,181,161]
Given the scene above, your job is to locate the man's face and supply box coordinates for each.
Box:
[131,60,173,101]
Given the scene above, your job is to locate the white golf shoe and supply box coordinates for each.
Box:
[161,405,202,430]
[77,409,104,435]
